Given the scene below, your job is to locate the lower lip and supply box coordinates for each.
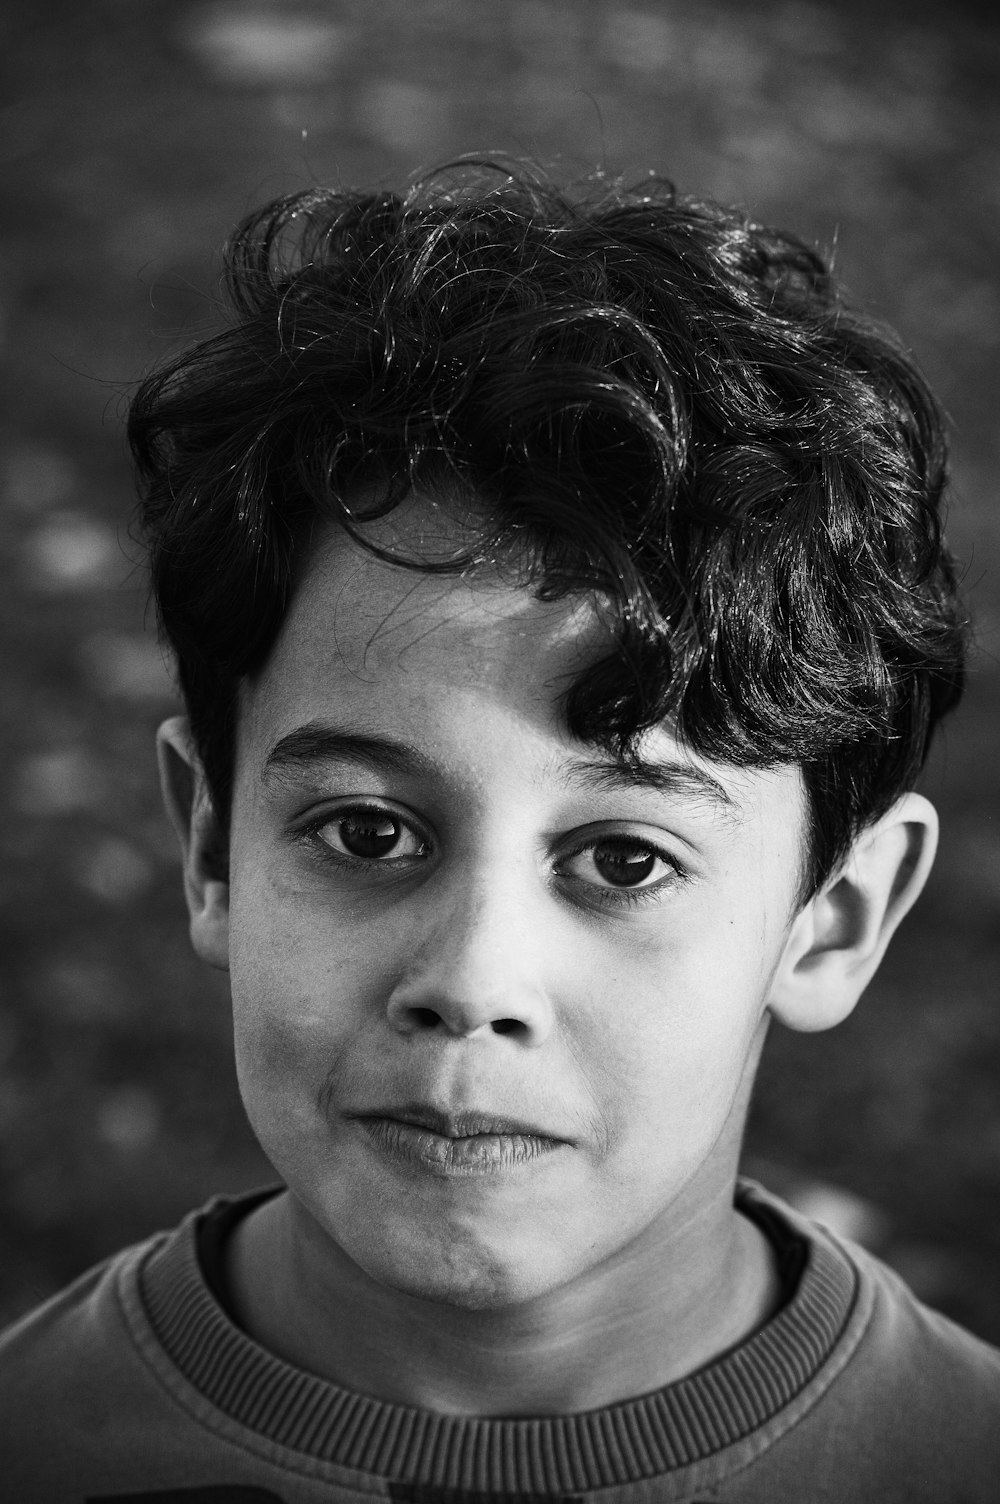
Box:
[357,1117,562,1177]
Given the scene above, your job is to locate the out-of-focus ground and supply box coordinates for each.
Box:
[1,0,998,1339]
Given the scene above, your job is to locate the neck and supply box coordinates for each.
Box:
[225,1174,780,1416]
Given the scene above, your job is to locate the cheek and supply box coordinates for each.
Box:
[228,853,389,1020]
[226,871,364,1126]
[573,923,773,1156]
[229,987,329,1164]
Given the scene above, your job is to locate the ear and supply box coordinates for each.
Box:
[156,716,230,972]
[768,792,938,1033]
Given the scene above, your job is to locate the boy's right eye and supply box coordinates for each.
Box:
[309,805,429,863]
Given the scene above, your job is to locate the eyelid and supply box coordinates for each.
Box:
[295,793,426,828]
[554,821,684,865]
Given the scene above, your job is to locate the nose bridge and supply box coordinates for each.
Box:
[385,855,552,1041]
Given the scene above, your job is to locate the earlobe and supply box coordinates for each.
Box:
[156,716,231,972]
[768,793,938,1034]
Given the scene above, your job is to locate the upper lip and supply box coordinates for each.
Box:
[353,1103,562,1141]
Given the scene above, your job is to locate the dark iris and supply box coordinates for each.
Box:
[338,811,401,859]
[592,840,657,887]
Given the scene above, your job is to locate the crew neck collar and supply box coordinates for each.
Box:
[135,1180,857,1494]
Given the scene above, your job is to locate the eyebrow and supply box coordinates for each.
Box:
[262,720,736,815]
[560,756,737,816]
[262,724,436,784]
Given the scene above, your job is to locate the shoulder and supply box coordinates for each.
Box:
[0,1233,162,1490]
[0,1243,137,1399]
[743,1180,1000,1395]
[815,1234,1000,1496]
[738,1182,1000,1498]
[845,1234,1000,1405]
[0,1192,275,1497]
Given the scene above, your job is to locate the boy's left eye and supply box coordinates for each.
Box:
[559,836,676,891]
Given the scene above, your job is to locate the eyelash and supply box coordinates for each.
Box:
[296,804,688,910]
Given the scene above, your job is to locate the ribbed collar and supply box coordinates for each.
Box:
[135,1182,856,1495]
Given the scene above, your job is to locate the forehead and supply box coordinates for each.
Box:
[237,515,806,851]
[280,529,600,709]
[240,521,616,799]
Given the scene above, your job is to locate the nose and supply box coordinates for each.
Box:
[384,870,555,1045]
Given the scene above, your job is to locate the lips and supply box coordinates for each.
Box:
[349,1102,567,1176]
[368,1103,554,1139]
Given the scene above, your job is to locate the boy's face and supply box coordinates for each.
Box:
[221,514,808,1311]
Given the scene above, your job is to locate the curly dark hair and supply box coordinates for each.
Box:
[129,157,967,896]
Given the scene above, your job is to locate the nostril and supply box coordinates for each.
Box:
[490,1017,522,1036]
[410,1007,442,1029]
[390,1003,533,1037]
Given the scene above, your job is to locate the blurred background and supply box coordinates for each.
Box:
[1,0,998,1340]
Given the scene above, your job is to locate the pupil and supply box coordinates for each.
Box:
[339,812,400,858]
[593,841,656,887]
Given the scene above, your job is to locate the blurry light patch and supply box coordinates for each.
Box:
[0,1011,19,1072]
[720,122,820,198]
[0,99,50,165]
[889,30,951,90]
[514,73,589,131]
[75,837,154,905]
[901,275,1000,348]
[940,828,1000,914]
[96,1085,161,1154]
[270,92,331,131]
[690,21,768,93]
[784,1180,891,1250]
[36,959,130,1024]
[79,631,177,703]
[14,749,106,816]
[798,79,945,151]
[182,2,346,85]
[0,1075,23,1139]
[602,8,680,74]
[356,80,451,155]
[886,1243,964,1307]
[107,207,195,273]
[24,511,120,589]
[3,447,77,512]
[772,1,844,58]
[511,1,584,52]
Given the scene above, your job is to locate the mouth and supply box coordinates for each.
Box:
[348,1103,566,1176]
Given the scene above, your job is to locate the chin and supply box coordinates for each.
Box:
[388,1267,541,1312]
[363,1227,557,1312]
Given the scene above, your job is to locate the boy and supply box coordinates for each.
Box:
[2,158,998,1500]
